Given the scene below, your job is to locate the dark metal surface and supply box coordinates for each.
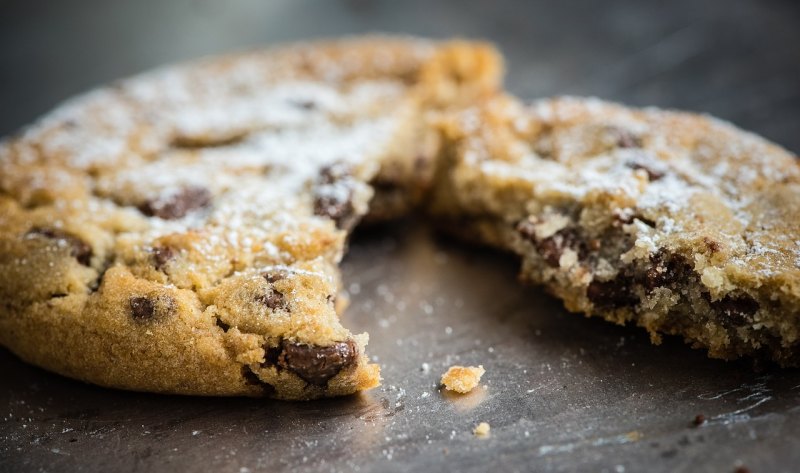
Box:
[2,1,800,472]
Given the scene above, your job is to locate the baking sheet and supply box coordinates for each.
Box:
[2,223,799,472]
[2,1,800,471]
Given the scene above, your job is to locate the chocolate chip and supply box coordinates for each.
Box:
[516,222,587,268]
[626,161,664,181]
[262,272,285,284]
[314,194,356,230]
[241,366,276,397]
[660,449,678,459]
[27,228,92,266]
[515,219,537,241]
[703,237,721,254]
[129,296,155,320]
[606,126,643,148]
[278,340,357,386]
[129,295,175,322]
[215,318,231,332]
[89,264,109,293]
[709,294,760,326]
[541,230,583,267]
[587,276,638,308]
[318,163,351,185]
[138,186,212,220]
[151,246,176,270]
[289,99,317,110]
[614,212,656,228]
[255,290,286,311]
[263,345,282,366]
[313,163,359,230]
[640,253,692,291]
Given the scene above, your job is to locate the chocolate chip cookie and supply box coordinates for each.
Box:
[0,37,502,399]
[431,95,800,365]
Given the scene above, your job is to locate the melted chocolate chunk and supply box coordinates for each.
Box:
[278,340,357,386]
[138,186,212,220]
[151,246,176,270]
[28,228,92,266]
[709,294,760,326]
[256,290,286,311]
[587,276,638,308]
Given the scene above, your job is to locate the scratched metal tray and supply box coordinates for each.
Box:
[2,1,800,472]
[2,223,799,472]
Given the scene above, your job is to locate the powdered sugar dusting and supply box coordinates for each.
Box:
[0,38,430,280]
[463,95,800,281]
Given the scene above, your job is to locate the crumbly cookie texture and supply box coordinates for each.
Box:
[0,37,502,399]
[432,95,800,366]
[441,365,485,393]
[473,422,491,437]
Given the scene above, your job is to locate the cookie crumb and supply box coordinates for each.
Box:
[441,365,485,393]
[693,414,706,426]
[473,422,490,437]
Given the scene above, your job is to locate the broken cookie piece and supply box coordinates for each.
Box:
[473,422,491,437]
[432,95,800,366]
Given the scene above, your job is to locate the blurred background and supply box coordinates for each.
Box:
[1,0,799,153]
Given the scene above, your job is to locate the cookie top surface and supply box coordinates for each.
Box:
[1,36,431,329]
[442,96,800,296]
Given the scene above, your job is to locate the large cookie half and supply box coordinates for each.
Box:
[431,95,800,366]
[0,37,502,399]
